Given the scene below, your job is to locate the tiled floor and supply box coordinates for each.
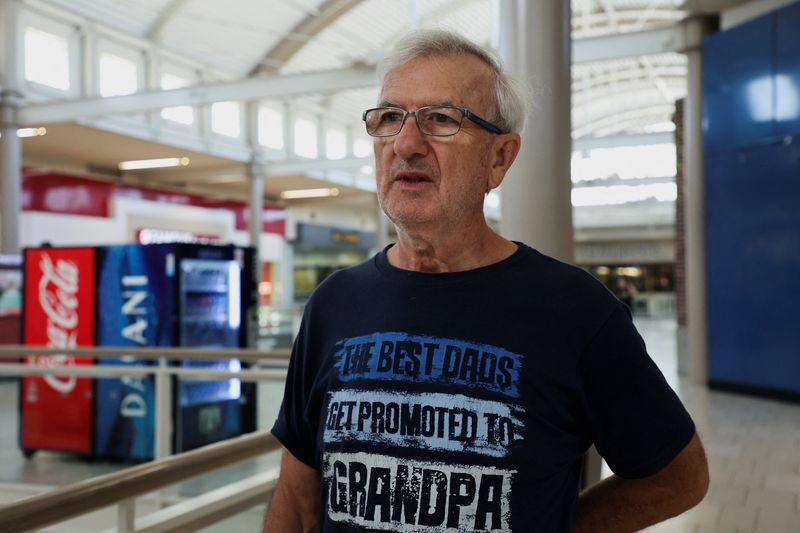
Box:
[633,318,800,533]
[1,317,798,532]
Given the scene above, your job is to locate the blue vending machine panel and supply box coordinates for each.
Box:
[776,1,800,136]
[94,244,175,459]
[175,247,247,451]
[706,140,800,394]
[703,14,776,154]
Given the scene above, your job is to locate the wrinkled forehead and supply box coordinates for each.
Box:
[378,53,496,111]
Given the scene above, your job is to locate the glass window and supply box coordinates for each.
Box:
[211,101,241,138]
[572,182,677,207]
[294,118,318,159]
[99,52,139,96]
[326,128,347,160]
[258,107,284,149]
[160,72,194,125]
[571,144,677,183]
[24,27,70,91]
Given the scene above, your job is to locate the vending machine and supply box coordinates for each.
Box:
[20,247,96,455]
[173,244,257,452]
[21,243,257,460]
[93,244,172,460]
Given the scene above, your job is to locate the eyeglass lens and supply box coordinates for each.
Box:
[365,107,464,137]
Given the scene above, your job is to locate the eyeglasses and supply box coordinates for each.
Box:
[362,105,503,137]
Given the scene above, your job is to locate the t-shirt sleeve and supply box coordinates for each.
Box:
[579,305,696,479]
[270,311,322,470]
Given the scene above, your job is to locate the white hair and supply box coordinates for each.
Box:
[378,29,530,133]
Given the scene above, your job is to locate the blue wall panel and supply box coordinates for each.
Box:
[705,1,800,396]
[706,140,800,393]
[703,15,775,154]
[776,1,800,135]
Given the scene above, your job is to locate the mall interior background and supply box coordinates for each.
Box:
[0,0,799,531]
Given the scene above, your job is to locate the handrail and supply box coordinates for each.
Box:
[0,345,292,362]
[0,362,288,381]
[0,430,281,533]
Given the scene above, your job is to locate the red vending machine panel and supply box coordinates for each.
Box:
[22,248,96,453]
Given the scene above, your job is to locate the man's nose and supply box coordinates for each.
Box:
[392,113,429,158]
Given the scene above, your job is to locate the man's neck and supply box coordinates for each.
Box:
[387,221,518,273]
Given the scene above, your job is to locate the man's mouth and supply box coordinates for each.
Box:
[394,172,432,184]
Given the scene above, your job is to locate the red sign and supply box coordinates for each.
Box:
[22,170,287,236]
[22,247,96,453]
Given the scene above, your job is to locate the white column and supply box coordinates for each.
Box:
[498,0,574,263]
[317,112,327,160]
[248,160,264,250]
[1,91,22,255]
[283,101,294,158]
[376,206,392,251]
[279,240,294,307]
[683,17,712,385]
[1,0,22,255]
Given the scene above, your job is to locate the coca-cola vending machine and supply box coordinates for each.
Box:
[21,247,96,455]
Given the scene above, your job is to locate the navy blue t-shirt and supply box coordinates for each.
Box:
[272,243,695,532]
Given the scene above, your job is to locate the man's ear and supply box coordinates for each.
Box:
[488,133,521,190]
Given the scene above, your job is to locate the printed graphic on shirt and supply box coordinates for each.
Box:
[324,452,514,532]
[333,332,523,399]
[324,390,523,457]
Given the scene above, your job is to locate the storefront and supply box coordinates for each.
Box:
[292,223,376,302]
[576,240,676,317]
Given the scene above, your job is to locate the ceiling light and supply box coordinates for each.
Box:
[0,127,47,138]
[118,157,190,170]
[280,187,340,200]
[17,127,47,138]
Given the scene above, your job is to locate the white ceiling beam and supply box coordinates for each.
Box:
[146,0,192,42]
[267,155,371,176]
[249,0,365,75]
[20,66,377,125]
[572,23,696,63]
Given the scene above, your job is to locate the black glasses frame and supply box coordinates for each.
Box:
[362,105,504,137]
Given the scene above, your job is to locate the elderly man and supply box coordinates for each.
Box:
[264,30,708,532]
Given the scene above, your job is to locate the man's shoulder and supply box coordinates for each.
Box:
[513,244,619,311]
[517,244,610,290]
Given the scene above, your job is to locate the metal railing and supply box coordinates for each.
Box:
[0,430,281,533]
[0,345,289,459]
[0,344,289,531]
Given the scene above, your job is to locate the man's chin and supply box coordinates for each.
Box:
[385,211,439,229]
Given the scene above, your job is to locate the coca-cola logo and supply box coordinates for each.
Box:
[37,253,80,394]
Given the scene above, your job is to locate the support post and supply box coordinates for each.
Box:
[498,0,574,263]
[248,159,264,285]
[117,498,136,533]
[0,90,22,254]
[683,16,715,385]
[245,101,264,291]
[154,357,172,459]
[376,207,392,252]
